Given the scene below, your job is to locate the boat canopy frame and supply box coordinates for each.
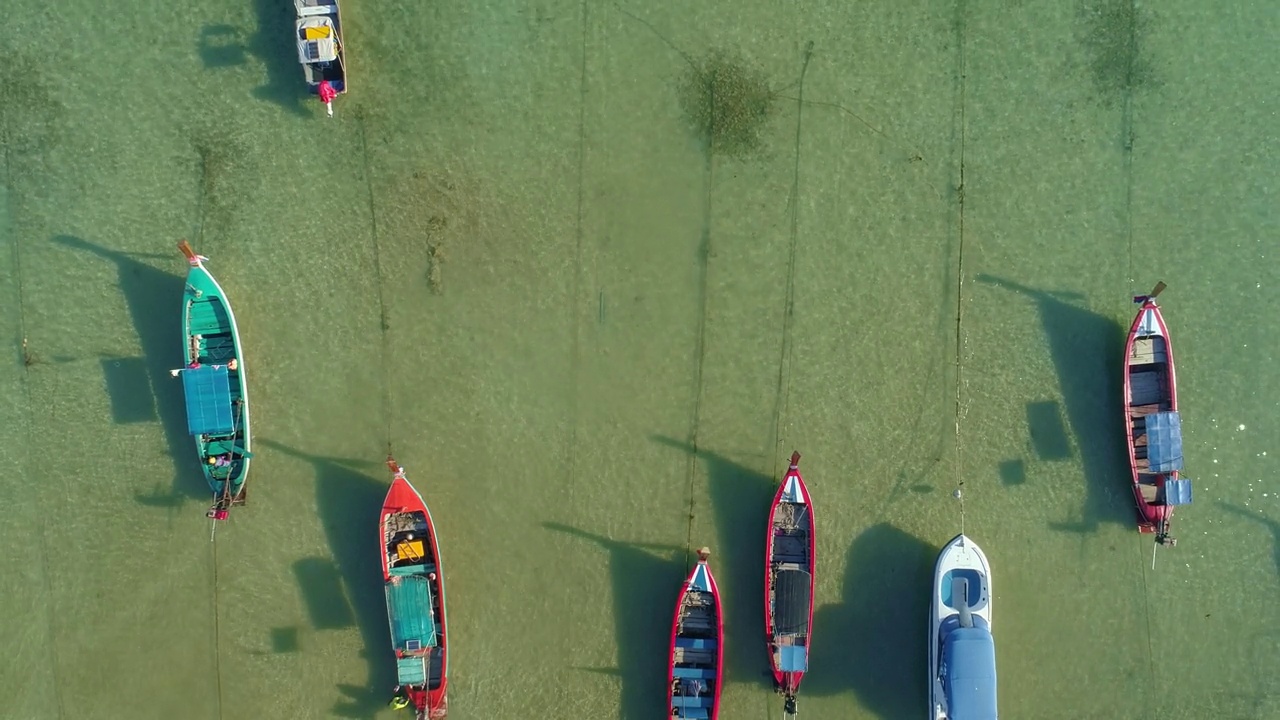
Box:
[387,576,438,651]
[182,365,235,436]
[297,17,339,64]
[773,568,811,636]
[1146,411,1184,473]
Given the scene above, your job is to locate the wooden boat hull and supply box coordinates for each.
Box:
[295,0,347,95]
[382,460,449,719]
[764,452,815,704]
[1124,289,1190,544]
[928,534,995,720]
[178,241,251,520]
[667,550,724,720]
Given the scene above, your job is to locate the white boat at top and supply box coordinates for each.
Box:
[294,0,347,105]
[928,534,996,720]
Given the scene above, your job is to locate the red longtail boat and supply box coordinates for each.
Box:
[765,451,814,716]
[1124,282,1192,547]
[666,547,724,720]
[382,458,449,719]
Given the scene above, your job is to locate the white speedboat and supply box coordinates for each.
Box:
[928,534,996,720]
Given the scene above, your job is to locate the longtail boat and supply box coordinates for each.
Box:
[764,451,815,716]
[383,458,449,720]
[667,548,723,720]
[174,240,251,523]
[1124,282,1192,546]
[929,534,996,720]
[294,0,346,116]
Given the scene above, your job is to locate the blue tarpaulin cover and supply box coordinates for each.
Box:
[1146,411,1184,473]
[779,645,808,672]
[387,576,436,650]
[944,624,997,720]
[182,365,234,435]
[1165,478,1193,506]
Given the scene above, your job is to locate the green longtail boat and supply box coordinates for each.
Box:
[175,240,252,523]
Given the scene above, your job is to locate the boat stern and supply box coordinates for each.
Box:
[776,641,809,690]
[426,688,448,719]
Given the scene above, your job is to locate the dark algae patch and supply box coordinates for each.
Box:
[190,123,252,242]
[380,169,490,295]
[1079,0,1157,104]
[679,49,776,159]
[424,215,448,295]
[0,51,66,164]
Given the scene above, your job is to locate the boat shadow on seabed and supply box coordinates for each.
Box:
[256,438,397,719]
[649,436,781,693]
[974,275,1132,534]
[50,235,209,508]
[542,523,685,720]
[803,522,934,719]
[195,0,312,115]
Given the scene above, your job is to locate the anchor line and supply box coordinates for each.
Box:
[610,0,727,562]
[952,1,970,503]
[210,538,226,720]
[357,111,394,446]
[1117,0,1158,693]
[5,140,31,373]
[1121,0,1138,305]
[5,132,66,719]
[770,41,814,480]
[207,361,238,720]
[565,0,590,512]
[195,146,209,246]
[683,118,714,560]
[1137,509,1160,696]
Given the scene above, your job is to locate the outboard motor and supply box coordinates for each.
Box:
[953,577,972,628]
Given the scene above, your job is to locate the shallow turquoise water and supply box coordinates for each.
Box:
[1,1,1277,719]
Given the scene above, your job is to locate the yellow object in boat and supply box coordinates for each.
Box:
[396,539,424,561]
[304,26,331,40]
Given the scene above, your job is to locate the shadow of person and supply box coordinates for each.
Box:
[975,274,1131,533]
[246,0,314,115]
[197,24,249,69]
[650,436,777,691]
[802,523,934,718]
[1218,502,1280,578]
[543,523,685,720]
[51,235,208,506]
[256,438,393,718]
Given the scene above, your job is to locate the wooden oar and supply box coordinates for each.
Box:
[1149,281,1167,299]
